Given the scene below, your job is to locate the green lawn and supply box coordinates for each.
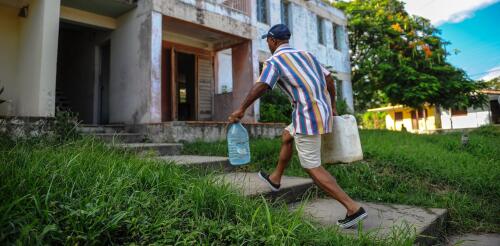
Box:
[183,126,500,234]
[0,136,415,245]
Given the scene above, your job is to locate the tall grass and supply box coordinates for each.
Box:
[183,127,500,233]
[0,136,414,245]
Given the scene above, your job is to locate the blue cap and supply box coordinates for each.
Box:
[261,24,291,40]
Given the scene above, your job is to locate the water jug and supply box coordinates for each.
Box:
[321,115,363,164]
[227,123,251,165]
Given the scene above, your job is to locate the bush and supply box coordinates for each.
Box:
[259,88,292,123]
[360,111,387,129]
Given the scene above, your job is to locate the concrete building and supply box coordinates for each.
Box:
[367,90,500,133]
[0,0,353,126]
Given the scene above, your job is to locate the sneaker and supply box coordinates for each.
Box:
[336,207,368,229]
[257,171,280,192]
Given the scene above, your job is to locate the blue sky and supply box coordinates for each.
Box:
[400,0,500,80]
[438,2,500,80]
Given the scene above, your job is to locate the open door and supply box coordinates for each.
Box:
[197,56,214,121]
[97,41,110,124]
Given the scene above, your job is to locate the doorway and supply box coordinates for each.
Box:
[56,21,111,124]
[176,52,196,121]
[491,100,500,124]
[411,110,419,130]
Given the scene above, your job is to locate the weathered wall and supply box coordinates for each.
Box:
[441,107,491,129]
[109,1,162,124]
[0,5,19,116]
[254,0,354,112]
[232,41,257,122]
[134,121,286,143]
[0,0,61,117]
[152,0,253,39]
[214,92,233,121]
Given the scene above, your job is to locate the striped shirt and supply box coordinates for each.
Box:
[257,44,333,135]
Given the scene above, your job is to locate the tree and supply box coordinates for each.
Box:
[483,77,500,90]
[334,0,487,111]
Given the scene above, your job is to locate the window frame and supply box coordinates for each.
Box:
[257,0,269,24]
[317,16,325,45]
[451,108,468,116]
[280,0,291,27]
[394,112,403,121]
[332,23,342,51]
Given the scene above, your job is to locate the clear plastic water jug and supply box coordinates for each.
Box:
[227,123,251,165]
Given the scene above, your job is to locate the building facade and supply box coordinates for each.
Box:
[367,90,500,133]
[0,0,353,125]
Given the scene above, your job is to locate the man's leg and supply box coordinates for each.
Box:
[295,134,360,216]
[268,130,294,185]
[305,166,360,215]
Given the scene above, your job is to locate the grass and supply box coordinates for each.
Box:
[0,136,416,245]
[183,126,500,234]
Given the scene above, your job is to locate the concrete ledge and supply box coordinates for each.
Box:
[216,172,315,203]
[290,198,448,244]
[157,155,232,172]
[134,121,286,143]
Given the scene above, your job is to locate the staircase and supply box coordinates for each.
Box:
[81,125,448,245]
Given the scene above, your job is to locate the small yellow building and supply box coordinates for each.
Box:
[367,105,441,133]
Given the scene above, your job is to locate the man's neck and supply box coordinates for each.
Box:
[274,43,291,54]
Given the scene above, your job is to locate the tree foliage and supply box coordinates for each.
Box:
[334,0,487,111]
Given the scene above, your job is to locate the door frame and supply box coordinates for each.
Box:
[162,41,213,121]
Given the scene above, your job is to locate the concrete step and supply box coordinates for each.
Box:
[157,155,232,171]
[79,125,127,134]
[290,198,448,245]
[447,233,500,246]
[216,172,315,203]
[115,142,182,156]
[93,133,145,143]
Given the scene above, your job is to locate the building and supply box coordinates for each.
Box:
[0,0,353,127]
[367,90,500,133]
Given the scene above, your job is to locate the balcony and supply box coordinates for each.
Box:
[213,0,250,16]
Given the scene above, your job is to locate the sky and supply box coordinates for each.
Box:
[402,0,500,81]
[338,0,500,80]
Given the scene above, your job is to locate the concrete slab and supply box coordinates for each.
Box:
[115,143,182,155]
[93,133,145,143]
[291,198,447,244]
[448,233,500,246]
[216,172,315,203]
[157,155,232,171]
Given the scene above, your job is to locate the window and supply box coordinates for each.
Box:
[336,80,343,100]
[257,0,268,24]
[333,23,342,50]
[451,107,467,116]
[395,112,403,121]
[418,109,427,118]
[317,16,324,45]
[281,0,290,27]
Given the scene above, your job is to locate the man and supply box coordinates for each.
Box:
[228,24,367,228]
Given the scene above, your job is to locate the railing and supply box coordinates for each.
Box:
[211,0,250,16]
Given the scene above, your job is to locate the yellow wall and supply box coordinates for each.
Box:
[384,105,437,133]
[0,5,20,115]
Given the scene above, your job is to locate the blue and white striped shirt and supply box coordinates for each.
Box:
[258,44,333,135]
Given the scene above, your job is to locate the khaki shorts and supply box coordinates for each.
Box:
[285,124,321,169]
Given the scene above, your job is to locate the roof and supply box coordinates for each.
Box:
[481,89,500,95]
[367,105,404,112]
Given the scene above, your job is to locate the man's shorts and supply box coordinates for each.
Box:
[285,124,321,169]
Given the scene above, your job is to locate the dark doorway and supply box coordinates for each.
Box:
[491,100,500,124]
[410,110,419,130]
[176,52,196,121]
[98,41,111,124]
[56,21,111,124]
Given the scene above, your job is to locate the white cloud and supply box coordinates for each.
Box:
[399,0,500,25]
[336,0,500,25]
[480,66,500,81]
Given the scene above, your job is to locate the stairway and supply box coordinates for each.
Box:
[81,125,448,245]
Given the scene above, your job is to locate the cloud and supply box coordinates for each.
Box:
[480,66,500,81]
[400,0,500,25]
[336,0,500,25]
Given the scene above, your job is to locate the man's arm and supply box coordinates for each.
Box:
[228,82,270,122]
[325,74,338,116]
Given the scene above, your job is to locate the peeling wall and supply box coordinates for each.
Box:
[254,0,354,112]
[109,1,162,124]
[152,0,255,39]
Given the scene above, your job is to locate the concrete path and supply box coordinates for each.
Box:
[216,172,315,203]
[448,233,500,246]
[290,198,447,243]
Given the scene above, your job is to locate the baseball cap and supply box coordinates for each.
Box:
[261,24,291,40]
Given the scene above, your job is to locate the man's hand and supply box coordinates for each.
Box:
[228,108,245,123]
